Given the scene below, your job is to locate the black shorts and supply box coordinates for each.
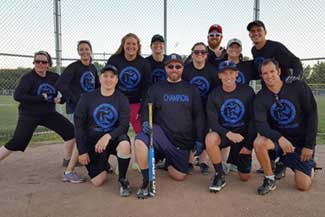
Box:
[220,136,252,174]
[86,134,130,179]
[5,112,74,152]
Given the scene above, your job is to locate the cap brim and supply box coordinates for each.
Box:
[218,67,238,73]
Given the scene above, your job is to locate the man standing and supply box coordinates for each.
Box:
[205,60,256,192]
[247,20,303,83]
[253,59,317,195]
[146,34,167,84]
[134,53,205,199]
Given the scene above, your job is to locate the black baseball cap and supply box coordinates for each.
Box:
[100,64,119,74]
[164,53,183,65]
[151,34,165,44]
[247,20,266,31]
[218,60,238,73]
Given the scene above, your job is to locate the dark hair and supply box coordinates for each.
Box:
[33,50,52,67]
[114,33,141,56]
[77,40,93,52]
[191,42,207,52]
[259,58,280,74]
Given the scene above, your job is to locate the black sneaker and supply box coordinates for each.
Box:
[199,163,209,175]
[119,178,131,197]
[209,173,226,192]
[274,161,286,180]
[257,177,276,195]
[156,159,168,171]
[136,185,149,199]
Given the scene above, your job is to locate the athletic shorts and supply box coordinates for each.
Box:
[130,103,141,133]
[86,134,130,179]
[135,124,190,174]
[220,135,252,174]
[5,112,74,152]
[269,143,315,177]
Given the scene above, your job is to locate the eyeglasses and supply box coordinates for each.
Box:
[208,32,222,37]
[35,60,48,64]
[193,50,207,55]
[167,64,182,70]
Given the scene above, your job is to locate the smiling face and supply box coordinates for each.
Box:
[218,69,238,90]
[249,25,267,45]
[124,36,139,58]
[191,44,208,64]
[227,43,242,59]
[100,70,118,91]
[260,62,282,88]
[207,31,223,49]
[33,54,49,74]
[165,61,183,82]
[78,42,92,62]
[151,41,165,55]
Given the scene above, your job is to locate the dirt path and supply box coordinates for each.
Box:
[0,143,324,217]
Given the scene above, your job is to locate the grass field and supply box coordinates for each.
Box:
[1,95,325,144]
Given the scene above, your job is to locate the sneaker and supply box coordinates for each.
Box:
[209,173,226,192]
[62,172,84,183]
[257,177,276,195]
[229,164,238,172]
[222,162,230,175]
[156,159,168,171]
[119,178,131,197]
[136,185,149,199]
[274,161,286,180]
[188,163,194,174]
[199,163,209,175]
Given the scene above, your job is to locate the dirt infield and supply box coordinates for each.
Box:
[0,143,324,217]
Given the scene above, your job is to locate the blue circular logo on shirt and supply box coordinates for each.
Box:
[270,99,296,125]
[236,71,246,84]
[119,66,141,90]
[190,76,210,96]
[37,83,56,101]
[220,98,245,124]
[152,68,166,83]
[80,71,95,92]
[93,104,118,131]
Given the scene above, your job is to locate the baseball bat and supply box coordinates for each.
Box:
[148,102,156,197]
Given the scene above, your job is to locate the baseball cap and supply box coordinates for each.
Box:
[218,60,238,73]
[101,64,119,74]
[227,38,242,48]
[165,53,183,65]
[208,24,223,34]
[247,20,266,31]
[151,34,165,44]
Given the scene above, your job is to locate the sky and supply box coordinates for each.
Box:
[0,0,325,68]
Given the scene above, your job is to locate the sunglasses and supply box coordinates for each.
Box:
[208,32,222,37]
[35,60,48,64]
[167,64,182,70]
[193,50,207,55]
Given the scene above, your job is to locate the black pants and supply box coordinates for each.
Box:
[5,112,75,152]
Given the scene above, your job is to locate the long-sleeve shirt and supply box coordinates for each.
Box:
[14,70,62,116]
[141,80,205,150]
[235,60,259,85]
[74,89,130,155]
[146,55,167,84]
[206,84,256,150]
[106,54,151,104]
[254,81,317,149]
[56,60,99,114]
[252,40,303,80]
[182,62,221,106]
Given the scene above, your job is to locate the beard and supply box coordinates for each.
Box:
[208,39,221,49]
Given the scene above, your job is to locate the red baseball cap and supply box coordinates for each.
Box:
[208,24,223,34]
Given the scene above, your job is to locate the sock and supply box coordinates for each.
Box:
[141,169,149,188]
[64,171,72,175]
[265,175,275,181]
[213,163,224,175]
[117,156,130,180]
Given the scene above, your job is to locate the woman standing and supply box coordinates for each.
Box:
[0,51,81,182]
[106,33,151,134]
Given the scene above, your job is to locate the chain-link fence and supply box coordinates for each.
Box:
[1,0,325,142]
